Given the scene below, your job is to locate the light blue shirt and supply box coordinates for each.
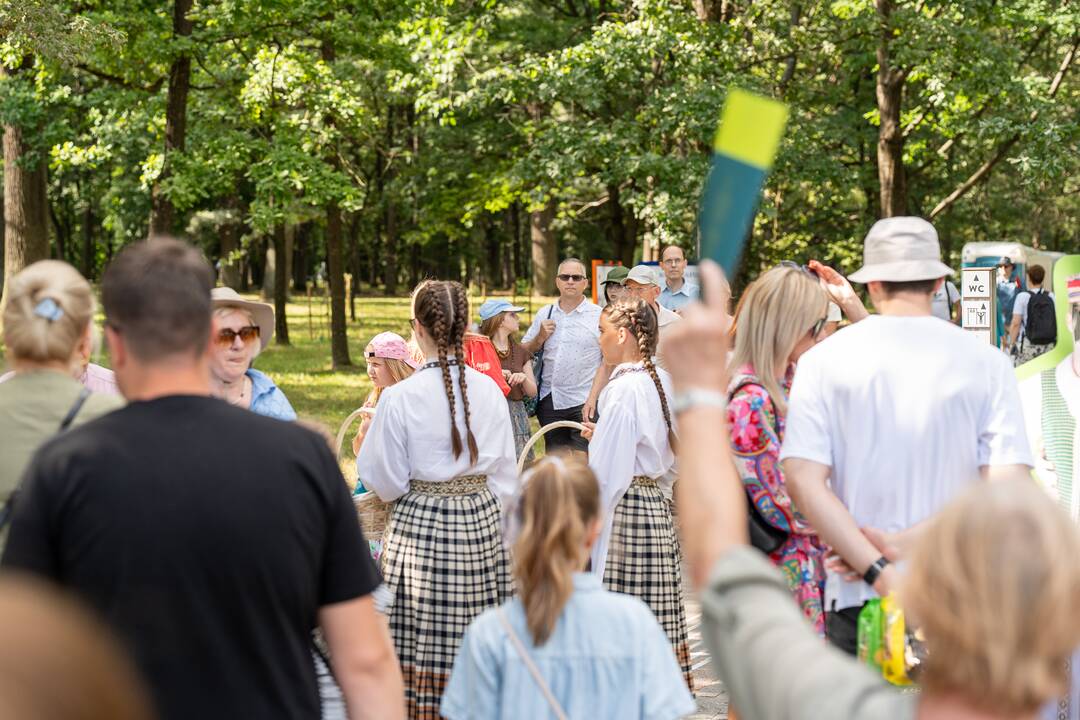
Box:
[659,282,698,312]
[441,573,695,720]
[247,368,297,421]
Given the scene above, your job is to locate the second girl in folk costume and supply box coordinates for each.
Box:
[582,299,693,691]
[356,280,517,720]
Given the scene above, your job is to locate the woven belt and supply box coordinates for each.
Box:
[410,475,488,496]
[631,476,659,488]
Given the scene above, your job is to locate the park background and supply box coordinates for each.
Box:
[0,0,1077,427]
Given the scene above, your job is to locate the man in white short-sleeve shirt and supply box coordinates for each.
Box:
[522,258,603,452]
[781,217,1033,656]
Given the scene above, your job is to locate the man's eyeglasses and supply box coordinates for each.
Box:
[662,258,685,266]
[557,274,586,282]
[216,326,260,348]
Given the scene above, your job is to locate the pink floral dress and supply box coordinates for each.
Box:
[727,366,826,635]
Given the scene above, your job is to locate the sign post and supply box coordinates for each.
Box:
[961,268,995,344]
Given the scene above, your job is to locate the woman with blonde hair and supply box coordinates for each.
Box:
[726,264,830,634]
[667,260,1080,720]
[0,260,123,503]
[441,454,694,720]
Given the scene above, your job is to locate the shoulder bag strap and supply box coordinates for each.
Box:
[59,387,92,431]
[497,608,568,720]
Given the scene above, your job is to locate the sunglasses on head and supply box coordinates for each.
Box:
[779,260,819,278]
[557,274,586,282]
[216,325,260,347]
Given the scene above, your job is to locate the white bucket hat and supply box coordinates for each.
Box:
[210,287,275,351]
[848,217,954,284]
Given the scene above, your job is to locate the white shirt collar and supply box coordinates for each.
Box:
[555,297,590,315]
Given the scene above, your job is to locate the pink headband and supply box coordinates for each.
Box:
[365,332,420,369]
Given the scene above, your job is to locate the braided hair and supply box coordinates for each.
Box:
[602,299,677,451]
[413,279,480,464]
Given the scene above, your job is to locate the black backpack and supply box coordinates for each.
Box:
[1025,289,1056,346]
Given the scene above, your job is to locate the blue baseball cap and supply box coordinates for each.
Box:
[478,299,526,322]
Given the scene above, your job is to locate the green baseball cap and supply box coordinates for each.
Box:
[602,266,629,284]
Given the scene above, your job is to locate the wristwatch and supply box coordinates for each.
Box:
[863,556,890,586]
[671,388,727,415]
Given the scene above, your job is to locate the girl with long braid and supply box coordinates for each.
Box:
[581,298,693,692]
[356,279,517,719]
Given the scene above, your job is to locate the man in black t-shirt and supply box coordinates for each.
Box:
[2,238,404,720]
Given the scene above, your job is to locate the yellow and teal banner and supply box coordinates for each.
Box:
[698,89,789,278]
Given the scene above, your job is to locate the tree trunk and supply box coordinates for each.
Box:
[292,222,307,293]
[2,60,49,304]
[327,201,351,367]
[283,223,294,298]
[347,213,361,320]
[383,199,399,296]
[49,200,69,264]
[691,0,726,22]
[218,195,242,288]
[530,201,557,295]
[81,201,95,279]
[607,184,637,266]
[261,235,275,299]
[149,0,193,236]
[273,223,290,345]
[875,0,908,217]
[320,34,351,366]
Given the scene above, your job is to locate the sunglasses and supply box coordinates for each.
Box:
[216,325,260,347]
[779,260,819,278]
[557,274,586,282]
[810,317,828,340]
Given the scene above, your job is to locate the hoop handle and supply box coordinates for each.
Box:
[336,407,376,460]
[517,421,587,474]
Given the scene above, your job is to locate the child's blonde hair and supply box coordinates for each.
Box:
[513,454,600,646]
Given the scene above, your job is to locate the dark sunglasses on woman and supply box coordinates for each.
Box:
[216,326,260,347]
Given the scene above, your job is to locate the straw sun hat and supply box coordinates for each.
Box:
[210,287,275,352]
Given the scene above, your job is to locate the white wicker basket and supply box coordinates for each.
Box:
[336,407,393,537]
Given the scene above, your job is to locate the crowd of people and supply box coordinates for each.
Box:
[0,215,1077,720]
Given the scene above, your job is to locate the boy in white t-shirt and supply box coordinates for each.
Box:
[781,217,1033,656]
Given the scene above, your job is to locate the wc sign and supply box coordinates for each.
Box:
[961,268,995,344]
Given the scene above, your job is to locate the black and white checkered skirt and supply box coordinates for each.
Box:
[379,476,512,720]
[603,477,694,692]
